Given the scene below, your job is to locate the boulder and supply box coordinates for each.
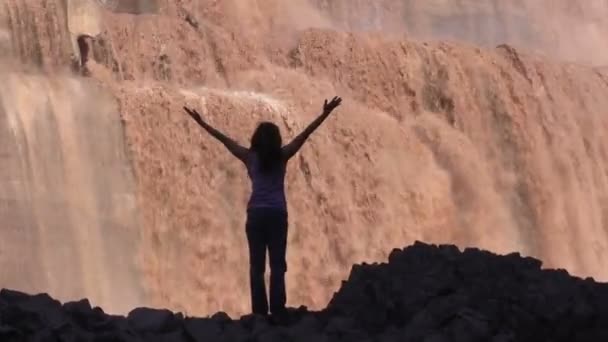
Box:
[127,308,181,334]
[183,318,222,342]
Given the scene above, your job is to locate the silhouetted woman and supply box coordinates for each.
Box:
[184,96,342,321]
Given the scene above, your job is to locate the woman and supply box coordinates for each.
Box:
[183,96,342,321]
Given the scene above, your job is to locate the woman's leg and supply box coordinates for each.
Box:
[267,210,288,316]
[245,210,269,315]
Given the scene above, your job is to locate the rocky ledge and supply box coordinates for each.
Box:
[2,242,607,342]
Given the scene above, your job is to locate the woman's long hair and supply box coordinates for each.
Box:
[250,121,283,172]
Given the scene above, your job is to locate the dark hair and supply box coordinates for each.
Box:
[250,121,283,172]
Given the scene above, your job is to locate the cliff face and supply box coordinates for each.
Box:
[1,0,608,316]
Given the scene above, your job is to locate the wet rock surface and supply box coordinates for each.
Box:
[2,242,607,341]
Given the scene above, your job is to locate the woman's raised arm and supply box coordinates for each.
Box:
[281,96,342,161]
[184,106,249,163]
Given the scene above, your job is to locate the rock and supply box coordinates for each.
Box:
[222,323,250,342]
[64,300,111,332]
[28,329,57,342]
[521,256,542,271]
[127,308,181,334]
[293,332,329,342]
[491,331,516,342]
[257,329,288,342]
[423,332,450,342]
[91,330,139,342]
[155,330,186,342]
[0,325,21,340]
[1,292,68,333]
[0,289,31,304]
[574,329,608,342]
[15,293,59,311]
[284,306,311,325]
[1,304,46,332]
[340,330,370,342]
[3,242,608,341]
[438,244,460,259]
[325,316,357,334]
[239,313,268,332]
[63,299,93,316]
[445,309,492,342]
[211,312,232,325]
[374,328,403,342]
[183,318,222,342]
[401,309,436,340]
[288,314,321,336]
[251,317,272,337]
[108,315,131,331]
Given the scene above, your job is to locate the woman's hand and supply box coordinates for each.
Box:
[183,106,204,125]
[323,96,342,114]
[282,96,343,161]
[183,105,249,163]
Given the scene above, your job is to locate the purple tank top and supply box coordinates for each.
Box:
[245,152,287,211]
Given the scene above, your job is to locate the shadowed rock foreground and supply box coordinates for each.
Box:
[2,242,607,342]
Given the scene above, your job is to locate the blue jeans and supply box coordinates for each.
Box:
[245,207,288,316]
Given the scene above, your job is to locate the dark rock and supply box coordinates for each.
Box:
[340,330,370,342]
[251,316,272,337]
[53,323,89,342]
[16,293,60,312]
[63,299,93,317]
[0,325,21,341]
[0,289,31,304]
[444,309,492,342]
[92,330,140,342]
[521,256,542,270]
[183,318,222,342]
[285,305,311,325]
[326,241,608,340]
[293,332,329,342]
[3,242,608,342]
[1,304,46,332]
[288,314,321,336]
[239,313,266,331]
[155,330,186,342]
[423,332,450,342]
[374,327,404,342]
[108,315,131,331]
[64,300,110,332]
[28,329,57,342]
[257,329,289,342]
[127,308,181,334]
[401,308,436,340]
[325,316,357,334]
[574,329,608,342]
[491,331,516,342]
[438,244,460,259]
[1,292,68,334]
[387,248,404,265]
[211,312,232,325]
[222,322,250,342]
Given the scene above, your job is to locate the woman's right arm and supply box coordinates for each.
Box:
[184,106,249,163]
[282,96,342,161]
